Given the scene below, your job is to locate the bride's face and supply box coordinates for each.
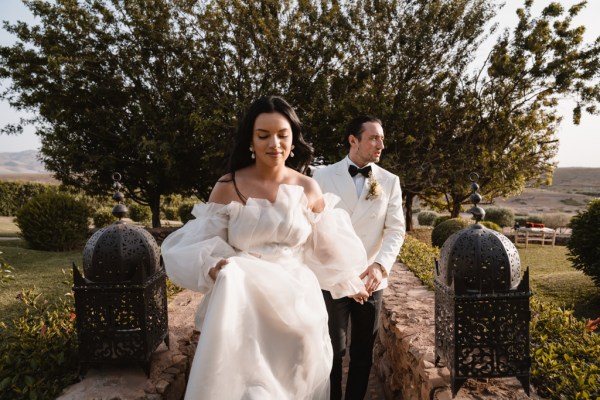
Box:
[251,112,293,166]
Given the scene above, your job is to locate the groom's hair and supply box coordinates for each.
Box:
[344,115,382,149]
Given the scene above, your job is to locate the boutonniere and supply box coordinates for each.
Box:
[365,171,382,200]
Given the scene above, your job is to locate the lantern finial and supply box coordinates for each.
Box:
[111,172,128,220]
[467,172,485,223]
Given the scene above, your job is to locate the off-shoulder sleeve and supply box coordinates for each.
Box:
[161,203,236,294]
[304,193,367,299]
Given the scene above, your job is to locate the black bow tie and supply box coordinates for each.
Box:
[348,165,371,177]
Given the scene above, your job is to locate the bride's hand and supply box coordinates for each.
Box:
[208,259,229,281]
[350,289,370,304]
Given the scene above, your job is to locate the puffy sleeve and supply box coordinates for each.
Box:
[161,202,236,294]
[304,193,368,299]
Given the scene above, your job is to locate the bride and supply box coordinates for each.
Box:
[161,96,369,399]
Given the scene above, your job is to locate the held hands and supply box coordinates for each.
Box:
[351,288,370,304]
[208,259,229,281]
[350,262,385,304]
[360,262,385,295]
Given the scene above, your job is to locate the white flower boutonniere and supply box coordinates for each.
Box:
[365,171,382,200]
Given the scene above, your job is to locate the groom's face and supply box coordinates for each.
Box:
[349,122,384,166]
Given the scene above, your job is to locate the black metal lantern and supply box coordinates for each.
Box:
[72,173,169,376]
[434,173,531,397]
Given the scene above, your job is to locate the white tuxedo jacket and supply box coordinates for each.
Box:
[312,158,405,291]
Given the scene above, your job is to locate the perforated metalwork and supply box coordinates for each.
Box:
[436,224,521,294]
[83,222,160,283]
[434,204,531,396]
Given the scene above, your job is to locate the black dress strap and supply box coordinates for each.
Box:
[231,174,247,205]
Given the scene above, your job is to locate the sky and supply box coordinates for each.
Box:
[1,0,599,167]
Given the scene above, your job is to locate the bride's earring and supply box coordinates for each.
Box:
[249,146,255,159]
[290,145,295,158]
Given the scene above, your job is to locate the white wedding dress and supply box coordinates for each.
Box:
[161,184,367,400]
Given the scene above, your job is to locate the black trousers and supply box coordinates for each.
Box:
[322,289,383,400]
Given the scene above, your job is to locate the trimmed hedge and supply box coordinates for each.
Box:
[431,218,470,248]
[399,235,439,289]
[16,191,91,251]
[417,210,439,227]
[483,206,515,228]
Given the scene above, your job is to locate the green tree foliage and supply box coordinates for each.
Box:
[421,1,600,217]
[2,1,600,230]
[567,199,600,286]
[16,191,90,251]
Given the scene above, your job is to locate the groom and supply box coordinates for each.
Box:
[312,115,405,400]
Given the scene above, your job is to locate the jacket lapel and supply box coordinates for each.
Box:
[331,160,358,211]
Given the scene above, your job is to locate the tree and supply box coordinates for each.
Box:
[1,0,228,227]
[0,0,348,227]
[299,0,497,230]
[420,1,600,217]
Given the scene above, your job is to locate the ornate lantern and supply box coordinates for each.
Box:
[73,173,169,376]
[434,173,531,397]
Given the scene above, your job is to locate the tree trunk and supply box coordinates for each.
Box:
[450,195,463,218]
[404,192,415,232]
[150,193,162,228]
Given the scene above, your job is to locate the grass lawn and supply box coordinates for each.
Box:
[0,239,82,324]
[518,244,600,320]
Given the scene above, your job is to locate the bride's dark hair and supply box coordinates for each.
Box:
[228,96,313,174]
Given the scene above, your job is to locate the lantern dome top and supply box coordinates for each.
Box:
[434,172,522,294]
[81,172,160,283]
[435,223,521,293]
[83,221,160,283]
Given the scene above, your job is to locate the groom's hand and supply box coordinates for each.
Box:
[360,262,384,295]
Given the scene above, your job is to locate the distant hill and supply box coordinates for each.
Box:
[543,167,600,196]
[0,150,46,174]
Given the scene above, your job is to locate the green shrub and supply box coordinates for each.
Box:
[0,288,79,400]
[417,210,439,227]
[530,297,600,399]
[0,181,51,216]
[398,235,439,288]
[479,220,501,232]
[431,218,470,248]
[542,213,572,231]
[567,199,600,286]
[483,206,514,228]
[433,215,451,227]
[92,207,117,228]
[127,203,152,223]
[162,206,179,221]
[16,191,91,251]
[178,202,196,224]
